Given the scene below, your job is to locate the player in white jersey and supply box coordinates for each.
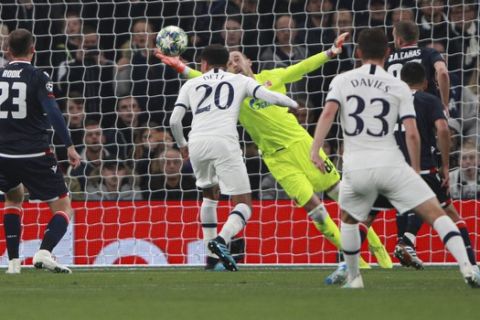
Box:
[170,44,298,271]
[310,29,480,288]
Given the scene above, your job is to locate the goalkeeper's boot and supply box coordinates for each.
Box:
[208,237,238,271]
[5,258,21,274]
[463,267,480,288]
[33,249,72,274]
[369,244,393,268]
[341,274,364,289]
[394,244,424,270]
[325,262,347,285]
[359,256,371,269]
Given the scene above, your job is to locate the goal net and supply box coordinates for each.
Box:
[0,0,478,267]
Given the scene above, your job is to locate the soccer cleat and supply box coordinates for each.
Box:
[369,244,393,268]
[208,237,238,272]
[33,250,72,274]
[5,258,21,274]
[325,262,347,285]
[341,274,364,289]
[464,269,480,288]
[394,244,424,270]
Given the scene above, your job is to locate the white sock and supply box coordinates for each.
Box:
[307,203,328,224]
[219,203,251,244]
[200,198,218,258]
[341,221,361,281]
[433,215,472,275]
[404,232,416,246]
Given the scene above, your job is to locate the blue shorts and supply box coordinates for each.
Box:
[0,153,68,202]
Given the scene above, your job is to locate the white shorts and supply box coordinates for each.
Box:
[339,164,435,222]
[188,138,251,195]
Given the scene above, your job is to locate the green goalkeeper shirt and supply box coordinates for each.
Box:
[187,51,331,155]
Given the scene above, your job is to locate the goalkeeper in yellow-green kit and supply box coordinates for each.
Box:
[156,32,392,270]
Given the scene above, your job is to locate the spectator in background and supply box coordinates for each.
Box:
[260,15,307,98]
[70,119,111,190]
[219,16,244,54]
[52,9,82,74]
[0,23,9,67]
[55,91,86,171]
[449,141,480,200]
[417,0,448,45]
[448,118,462,169]
[447,0,479,86]
[116,18,156,101]
[86,161,141,201]
[145,148,198,201]
[59,25,117,127]
[297,0,335,55]
[134,125,174,192]
[105,96,145,160]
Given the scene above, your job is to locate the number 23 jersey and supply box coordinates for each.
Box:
[175,68,260,143]
[0,61,54,155]
[326,64,416,171]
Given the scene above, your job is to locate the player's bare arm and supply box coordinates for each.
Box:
[434,60,450,115]
[311,101,338,173]
[67,145,81,169]
[434,118,451,188]
[402,117,421,173]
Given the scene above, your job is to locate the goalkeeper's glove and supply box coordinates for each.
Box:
[326,32,349,58]
[154,48,189,75]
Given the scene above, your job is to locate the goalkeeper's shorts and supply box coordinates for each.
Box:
[262,137,340,207]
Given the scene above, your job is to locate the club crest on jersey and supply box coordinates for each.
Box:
[50,165,57,173]
[46,81,53,92]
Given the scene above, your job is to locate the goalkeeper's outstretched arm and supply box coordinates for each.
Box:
[281,32,349,84]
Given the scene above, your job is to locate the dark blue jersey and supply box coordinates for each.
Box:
[385,46,445,98]
[0,61,56,155]
[395,91,446,170]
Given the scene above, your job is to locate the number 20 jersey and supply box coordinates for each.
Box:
[326,64,416,172]
[175,68,260,143]
[0,61,54,155]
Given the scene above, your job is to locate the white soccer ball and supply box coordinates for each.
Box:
[156,25,188,57]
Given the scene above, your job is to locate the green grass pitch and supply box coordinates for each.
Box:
[0,267,478,320]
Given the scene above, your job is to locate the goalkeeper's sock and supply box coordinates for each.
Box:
[312,214,342,249]
[219,203,251,243]
[456,220,477,266]
[40,211,69,252]
[3,207,22,260]
[200,198,218,258]
[433,216,472,275]
[341,222,361,281]
[367,225,393,268]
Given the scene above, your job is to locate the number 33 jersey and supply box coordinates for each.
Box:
[0,61,54,155]
[174,68,260,143]
[326,64,416,172]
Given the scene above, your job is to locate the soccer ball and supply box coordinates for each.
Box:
[156,26,188,56]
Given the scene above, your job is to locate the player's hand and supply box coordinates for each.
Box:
[440,165,450,188]
[443,105,450,118]
[287,107,298,117]
[311,149,326,173]
[67,146,81,169]
[154,48,186,73]
[328,32,350,57]
[179,146,189,160]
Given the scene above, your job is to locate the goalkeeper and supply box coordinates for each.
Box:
[157,33,391,269]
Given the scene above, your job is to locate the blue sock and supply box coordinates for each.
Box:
[3,210,21,260]
[40,212,69,252]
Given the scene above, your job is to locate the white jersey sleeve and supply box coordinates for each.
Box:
[325,75,344,105]
[397,81,416,120]
[174,82,191,110]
